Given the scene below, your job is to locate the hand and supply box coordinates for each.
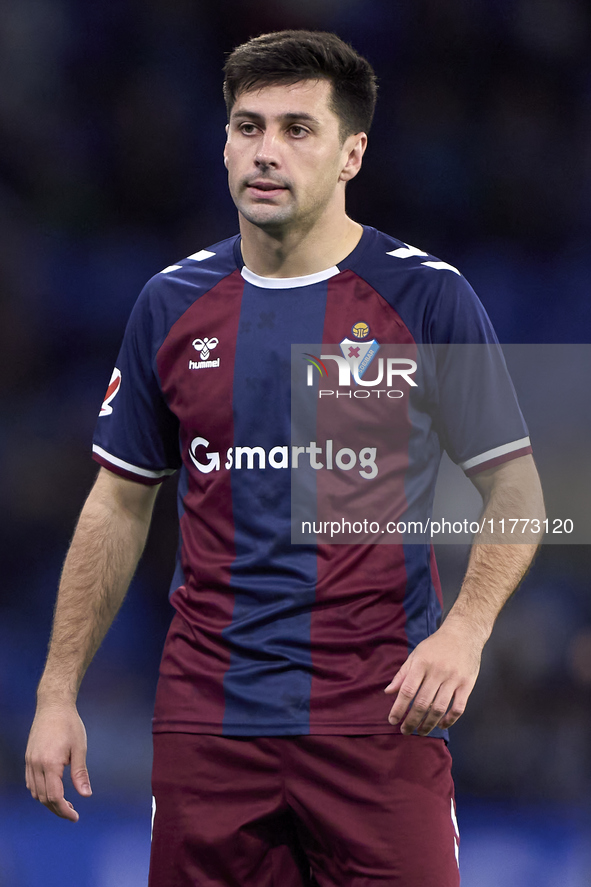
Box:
[25,703,91,822]
[384,620,483,736]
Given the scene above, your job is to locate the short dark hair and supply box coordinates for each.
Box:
[223,30,378,140]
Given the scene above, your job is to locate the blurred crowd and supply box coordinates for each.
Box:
[1,0,590,808]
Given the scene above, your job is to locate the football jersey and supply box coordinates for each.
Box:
[92,226,532,738]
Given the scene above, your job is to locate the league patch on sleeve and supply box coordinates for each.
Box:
[99,367,122,416]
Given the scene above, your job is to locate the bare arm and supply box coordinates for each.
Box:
[25,467,159,821]
[385,454,545,735]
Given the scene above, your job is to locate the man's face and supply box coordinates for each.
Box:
[224,79,357,234]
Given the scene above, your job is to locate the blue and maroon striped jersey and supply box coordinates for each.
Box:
[92,226,531,737]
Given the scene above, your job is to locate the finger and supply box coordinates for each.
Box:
[384,663,408,694]
[25,749,34,795]
[27,763,42,801]
[30,761,50,805]
[34,761,63,811]
[43,769,79,822]
[396,679,443,735]
[439,687,469,729]
[386,656,429,723]
[387,687,416,726]
[416,683,455,736]
[387,673,425,726]
[71,747,92,797]
[25,761,35,797]
[45,796,80,822]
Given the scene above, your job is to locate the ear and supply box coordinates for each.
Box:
[223,124,230,168]
[339,132,368,183]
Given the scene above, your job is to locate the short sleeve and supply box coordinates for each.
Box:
[429,273,532,476]
[92,283,181,484]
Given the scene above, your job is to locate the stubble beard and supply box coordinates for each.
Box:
[238,198,297,234]
[237,185,336,239]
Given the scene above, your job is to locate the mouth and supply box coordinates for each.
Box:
[246,180,289,199]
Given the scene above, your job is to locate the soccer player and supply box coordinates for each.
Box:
[26,30,545,886]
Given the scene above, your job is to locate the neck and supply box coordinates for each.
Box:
[239,210,363,278]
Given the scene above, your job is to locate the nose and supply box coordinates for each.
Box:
[254,129,280,169]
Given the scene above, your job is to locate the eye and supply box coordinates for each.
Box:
[239,122,259,135]
[288,125,308,138]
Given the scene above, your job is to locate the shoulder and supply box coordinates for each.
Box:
[126,234,241,336]
[140,234,240,307]
[351,226,462,286]
[349,227,491,343]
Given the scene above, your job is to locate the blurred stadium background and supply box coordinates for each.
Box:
[1,0,590,884]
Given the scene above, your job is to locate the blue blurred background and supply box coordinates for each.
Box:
[1,0,590,884]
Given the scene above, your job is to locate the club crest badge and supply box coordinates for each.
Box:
[340,331,380,382]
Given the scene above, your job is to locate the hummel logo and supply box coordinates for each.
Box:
[192,337,219,360]
[189,336,220,370]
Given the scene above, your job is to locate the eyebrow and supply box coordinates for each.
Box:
[231,110,322,126]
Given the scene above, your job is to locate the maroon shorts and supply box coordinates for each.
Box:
[149,733,460,887]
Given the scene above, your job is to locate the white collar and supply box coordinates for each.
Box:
[241,265,340,290]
